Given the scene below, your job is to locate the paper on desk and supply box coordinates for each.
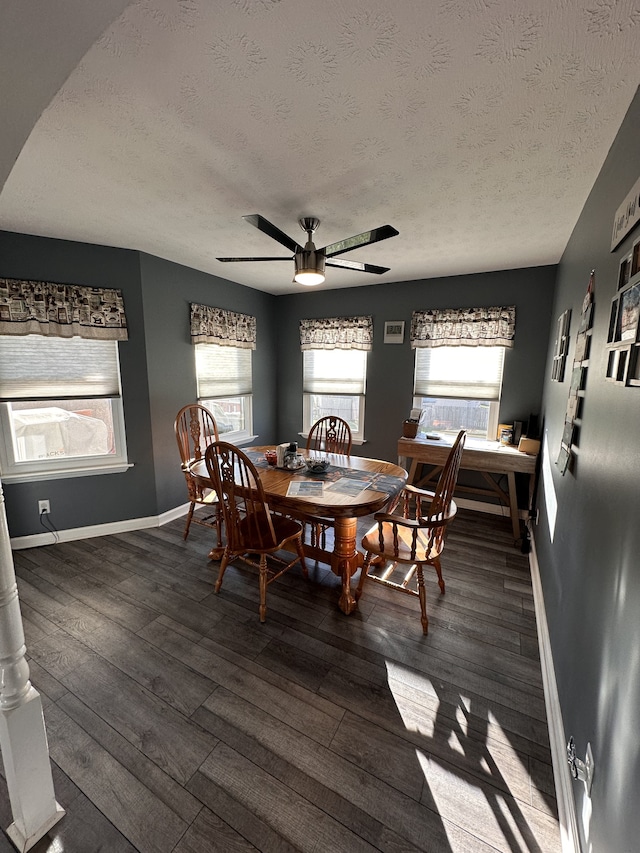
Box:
[326,477,371,497]
[286,480,324,497]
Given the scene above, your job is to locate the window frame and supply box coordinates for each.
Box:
[411,395,500,440]
[0,336,130,482]
[412,345,505,440]
[0,398,129,483]
[302,393,366,444]
[301,348,367,443]
[197,394,254,444]
[194,342,254,444]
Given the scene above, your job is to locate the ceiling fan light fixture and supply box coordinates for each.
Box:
[294,249,325,285]
[219,214,398,283]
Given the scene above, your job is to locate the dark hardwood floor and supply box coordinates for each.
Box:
[4,508,559,852]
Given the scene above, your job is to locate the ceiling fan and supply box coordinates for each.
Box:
[216,215,399,285]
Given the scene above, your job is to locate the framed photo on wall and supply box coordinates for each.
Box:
[620,282,640,341]
[551,309,571,381]
[384,321,405,344]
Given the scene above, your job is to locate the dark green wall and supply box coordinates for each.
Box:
[536,86,640,851]
[275,267,557,464]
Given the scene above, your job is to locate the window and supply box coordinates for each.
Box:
[0,335,128,481]
[195,343,253,442]
[413,345,505,439]
[303,348,367,442]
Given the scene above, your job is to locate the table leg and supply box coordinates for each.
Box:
[507,471,520,542]
[330,517,363,615]
[527,470,535,517]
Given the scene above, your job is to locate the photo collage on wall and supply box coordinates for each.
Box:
[557,270,594,475]
[605,232,640,385]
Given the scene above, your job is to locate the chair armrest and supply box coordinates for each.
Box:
[403,484,436,500]
[374,498,458,528]
[373,511,420,528]
[373,512,444,531]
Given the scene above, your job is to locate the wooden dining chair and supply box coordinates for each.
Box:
[306,415,352,455]
[304,415,353,549]
[204,441,308,622]
[174,403,222,543]
[356,429,466,634]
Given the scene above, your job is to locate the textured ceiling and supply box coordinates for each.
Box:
[1,0,639,294]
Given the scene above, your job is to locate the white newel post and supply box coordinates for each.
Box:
[0,477,64,851]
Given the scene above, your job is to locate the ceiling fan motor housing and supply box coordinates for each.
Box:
[294,247,325,285]
[294,217,326,283]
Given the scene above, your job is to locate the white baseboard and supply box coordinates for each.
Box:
[11,497,522,550]
[529,527,580,852]
[10,503,191,550]
[11,498,528,551]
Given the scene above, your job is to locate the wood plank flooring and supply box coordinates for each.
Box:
[3,508,560,852]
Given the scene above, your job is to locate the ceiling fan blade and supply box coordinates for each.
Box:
[216,256,292,262]
[326,258,390,275]
[242,214,302,253]
[323,225,399,258]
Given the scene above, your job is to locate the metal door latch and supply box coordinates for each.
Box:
[567,737,594,795]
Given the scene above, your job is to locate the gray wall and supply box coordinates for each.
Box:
[1,229,555,537]
[2,65,638,852]
[0,231,157,537]
[0,233,278,535]
[138,252,278,514]
[535,86,640,851]
[275,267,557,465]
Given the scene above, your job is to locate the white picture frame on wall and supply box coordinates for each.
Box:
[384,320,405,344]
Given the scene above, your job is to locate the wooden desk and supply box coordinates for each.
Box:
[397,436,537,543]
[190,448,407,615]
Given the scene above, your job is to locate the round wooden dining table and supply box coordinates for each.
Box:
[189,446,408,615]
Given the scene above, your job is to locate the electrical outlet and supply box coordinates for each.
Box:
[585,742,594,796]
[567,736,595,797]
[38,500,50,515]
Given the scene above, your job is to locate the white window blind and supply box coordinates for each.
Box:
[303,349,367,395]
[414,346,505,401]
[195,343,252,398]
[0,335,121,400]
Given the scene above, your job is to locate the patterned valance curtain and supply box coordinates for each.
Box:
[0,278,128,340]
[411,305,516,348]
[299,315,373,351]
[190,303,256,349]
